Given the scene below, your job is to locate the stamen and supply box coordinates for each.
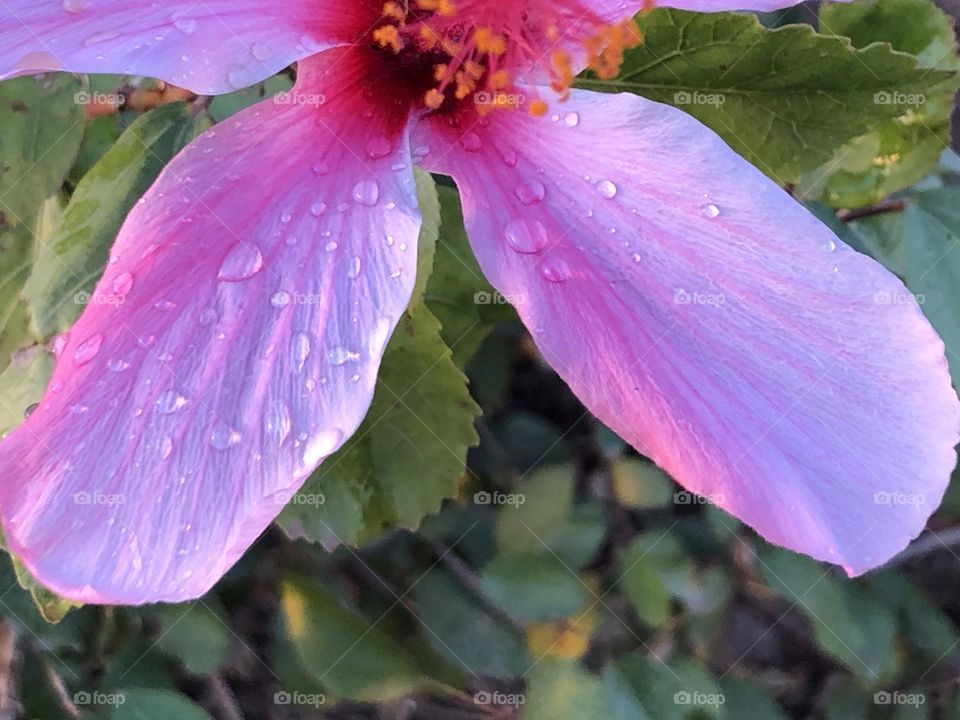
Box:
[370,0,651,117]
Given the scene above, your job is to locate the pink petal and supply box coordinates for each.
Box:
[0,0,375,94]
[413,91,960,575]
[0,47,420,604]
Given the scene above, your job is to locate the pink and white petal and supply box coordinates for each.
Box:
[0,47,420,604]
[0,0,376,94]
[414,92,960,575]
[590,0,847,19]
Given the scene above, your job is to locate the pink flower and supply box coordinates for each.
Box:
[0,0,955,605]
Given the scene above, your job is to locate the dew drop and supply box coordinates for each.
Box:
[62,0,90,14]
[264,402,292,444]
[107,356,132,373]
[155,389,187,415]
[160,436,173,460]
[347,256,362,279]
[218,243,263,281]
[73,334,103,365]
[112,272,134,295]
[564,112,580,127]
[310,201,327,217]
[461,133,483,152]
[515,180,546,205]
[327,346,359,366]
[365,137,393,159]
[303,428,344,466]
[173,16,197,34]
[541,258,572,283]
[700,203,721,219]
[291,332,312,373]
[210,421,241,450]
[352,180,380,207]
[597,180,618,199]
[504,218,550,254]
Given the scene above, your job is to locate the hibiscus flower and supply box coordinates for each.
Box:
[0,0,956,604]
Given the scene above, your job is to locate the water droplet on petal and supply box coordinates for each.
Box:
[597,180,617,199]
[352,180,380,206]
[160,436,173,460]
[291,332,311,373]
[564,112,580,127]
[302,428,344,466]
[264,401,292,444]
[310,201,327,217]
[73,334,103,365]
[700,203,721,219]
[327,346,359,366]
[155,389,187,415]
[365,137,393,159]
[461,133,483,152]
[112,272,134,295]
[173,16,197,34]
[218,243,263,281]
[540,258,572,283]
[210,420,241,450]
[515,180,546,205]
[62,0,89,14]
[504,218,550,254]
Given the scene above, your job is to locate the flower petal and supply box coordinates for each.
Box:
[413,91,960,575]
[0,47,420,604]
[0,0,374,93]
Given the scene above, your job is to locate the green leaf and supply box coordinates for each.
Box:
[757,546,897,682]
[208,74,293,122]
[612,655,724,720]
[22,102,207,338]
[480,554,586,622]
[801,0,960,207]
[414,566,529,678]
[278,301,479,545]
[149,600,232,676]
[279,577,422,700]
[522,658,615,720]
[425,185,516,369]
[0,74,84,222]
[107,689,213,720]
[411,169,440,308]
[847,187,960,386]
[719,677,789,720]
[578,8,957,184]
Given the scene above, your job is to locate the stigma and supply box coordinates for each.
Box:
[370,0,649,117]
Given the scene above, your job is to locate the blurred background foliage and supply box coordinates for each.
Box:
[2,1,960,718]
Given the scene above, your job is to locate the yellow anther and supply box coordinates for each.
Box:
[417,0,456,16]
[529,100,548,117]
[433,63,449,82]
[419,25,439,49]
[474,27,506,55]
[382,1,405,21]
[373,25,403,53]
[464,60,484,80]
[424,88,445,109]
[489,69,510,90]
